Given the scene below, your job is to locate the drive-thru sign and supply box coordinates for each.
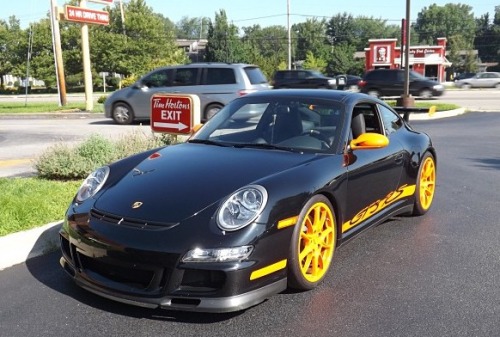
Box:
[65,5,110,25]
[151,94,201,135]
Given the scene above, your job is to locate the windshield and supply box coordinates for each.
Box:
[191,96,344,153]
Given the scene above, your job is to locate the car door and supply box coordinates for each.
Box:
[129,68,173,118]
[343,102,405,235]
[384,70,402,96]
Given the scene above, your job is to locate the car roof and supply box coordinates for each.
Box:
[244,88,386,106]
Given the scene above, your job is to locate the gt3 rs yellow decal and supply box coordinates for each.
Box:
[277,216,299,229]
[342,184,416,233]
[250,259,287,280]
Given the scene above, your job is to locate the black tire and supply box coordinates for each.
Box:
[112,102,134,125]
[204,103,223,120]
[413,152,436,215]
[288,195,336,290]
[419,88,433,99]
[366,89,380,98]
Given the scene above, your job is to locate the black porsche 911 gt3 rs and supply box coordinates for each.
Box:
[60,89,436,313]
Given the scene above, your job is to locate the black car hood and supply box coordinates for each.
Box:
[94,143,319,223]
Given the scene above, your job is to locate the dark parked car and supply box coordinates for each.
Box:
[272,70,338,89]
[335,74,362,91]
[60,89,437,313]
[358,68,445,98]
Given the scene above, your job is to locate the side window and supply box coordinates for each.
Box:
[205,68,236,85]
[351,103,383,139]
[142,69,170,88]
[173,68,199,86]
[379,104,403,135]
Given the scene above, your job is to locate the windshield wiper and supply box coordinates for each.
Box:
[233,143,299,152]
[187,139,230,147]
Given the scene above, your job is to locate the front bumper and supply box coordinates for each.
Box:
[60,254,285,313]
[59,209,290,313]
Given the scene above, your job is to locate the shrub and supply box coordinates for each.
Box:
[35,131,177,180]
[97,95,107,104]
[121,75,138,88]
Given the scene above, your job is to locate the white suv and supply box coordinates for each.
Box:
[104,63,271,124]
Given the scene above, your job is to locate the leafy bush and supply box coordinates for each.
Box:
[121,75,139,88]
[35,131,177,180]
[97,95,108,104]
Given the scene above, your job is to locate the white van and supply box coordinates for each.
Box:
[104,63,271,124]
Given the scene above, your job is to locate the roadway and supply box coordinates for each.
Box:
[0,89,498,178]
[1,111,500,336]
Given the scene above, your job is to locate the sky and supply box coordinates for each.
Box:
[1,0,498,29]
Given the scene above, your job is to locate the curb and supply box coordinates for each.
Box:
[409,107,466,120]
[0,221,62,271]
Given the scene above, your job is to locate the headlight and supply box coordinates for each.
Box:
[217,185,268,231]
[75,166,110,202]
[182,246,254,263]
[433,84,444,90]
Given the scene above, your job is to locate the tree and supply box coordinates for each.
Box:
[327,42,364,76]
[241,25,289,78]
[92,0,186,80]
[448,34,477,74]
[293,18,330,62]
[414,4,476,45]
[0,16,23,89]
[205,9,245,63]
[176,16,210,39]
[302,50,327,72]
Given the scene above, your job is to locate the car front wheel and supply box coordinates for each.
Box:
[112,102,134,125]
[367,89,380,98]
[288,195,336,290]
[413,152,436,215]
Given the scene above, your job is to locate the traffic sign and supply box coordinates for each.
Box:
[151,94,201,135]
[64,5,110,25]
[88,0,114,3]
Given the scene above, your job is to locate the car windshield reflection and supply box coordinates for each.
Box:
[191,97,344,152]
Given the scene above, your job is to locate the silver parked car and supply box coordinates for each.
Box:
[104,63,271,124]
[455,72,500,89]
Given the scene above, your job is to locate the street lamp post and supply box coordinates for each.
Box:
[398,0,415,108]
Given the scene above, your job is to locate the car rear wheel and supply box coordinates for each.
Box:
[288,195,336,290]
[112,102,134,125]
[413,152,436,215]
[205,103,223,120]
[461,83,472,90]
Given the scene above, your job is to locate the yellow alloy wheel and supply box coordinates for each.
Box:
[288,195,336,290]
[420,156,436,209]
[414,152,436,215]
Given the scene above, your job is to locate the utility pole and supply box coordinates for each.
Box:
[49,0,67,106]
[80,0,94,111]
[398,0,414,108]
[287,0,291,70]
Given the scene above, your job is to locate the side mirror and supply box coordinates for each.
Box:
[350,133,389,150]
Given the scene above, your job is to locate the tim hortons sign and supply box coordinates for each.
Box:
[150,94,201,135]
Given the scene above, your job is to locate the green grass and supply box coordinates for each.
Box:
[0,102,104,114]
[385,100,460,111]
[0,178,81,237]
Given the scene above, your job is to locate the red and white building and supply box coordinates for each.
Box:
[364,37,451,82]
